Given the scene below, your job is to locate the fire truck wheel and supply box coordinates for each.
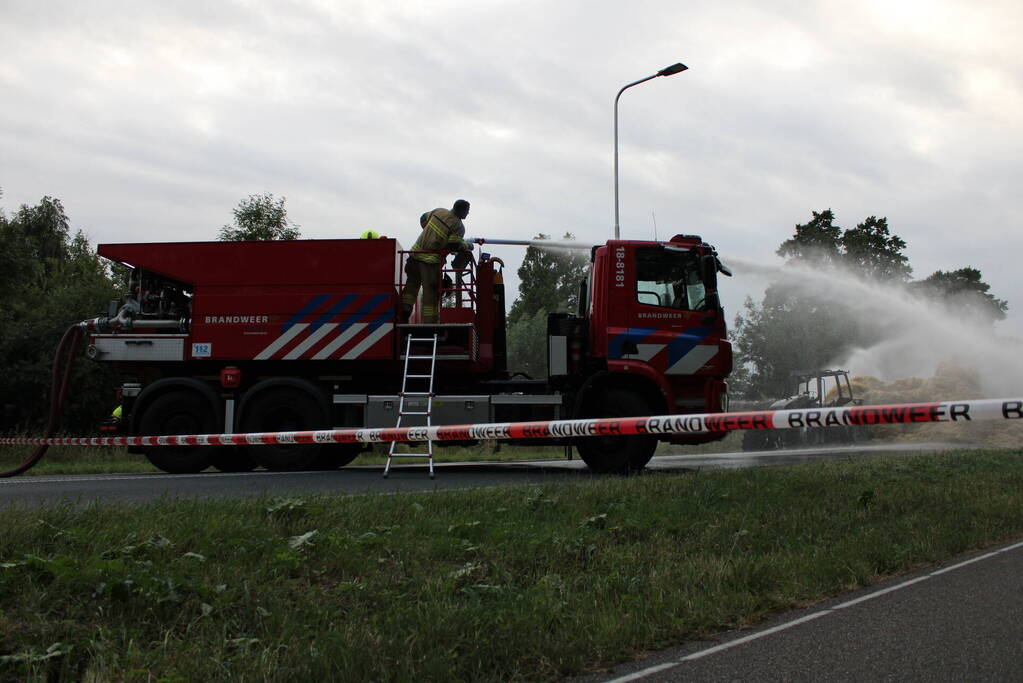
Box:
[239,387,324,471]
[308,444,361,470]
[210,447,257,473]
[137,390,215,474]
[742,429,781,451]
[576,387,657,474]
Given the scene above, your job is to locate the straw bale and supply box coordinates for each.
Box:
[852,363,1020,446]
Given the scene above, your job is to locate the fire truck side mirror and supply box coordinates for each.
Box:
[699,255,718,291]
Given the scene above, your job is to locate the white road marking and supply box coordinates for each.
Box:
[605,663,677,682]
[604,538,1023,682]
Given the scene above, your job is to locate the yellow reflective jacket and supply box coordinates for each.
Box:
[411,208,468,263]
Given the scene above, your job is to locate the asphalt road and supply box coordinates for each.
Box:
[580,538,1023,682]
[0,442,959,507]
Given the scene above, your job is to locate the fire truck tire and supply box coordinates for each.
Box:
[309,444,361,470]
[742,429,782,451]
[576,387,657,474]
[210,448,257,473]
[239,386,324,471]
[137,390,215,474]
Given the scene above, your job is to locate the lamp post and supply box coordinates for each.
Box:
[614,62,688,240]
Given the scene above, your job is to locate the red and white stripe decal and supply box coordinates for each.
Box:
[2,398,1021,448]
[254,322,394,361]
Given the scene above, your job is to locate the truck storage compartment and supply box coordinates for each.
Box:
[367,395,490,428]
[491,394,562,423]
[88,334,187,362]
[332,394,368,428]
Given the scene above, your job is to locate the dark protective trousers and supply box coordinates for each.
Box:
[400,258,441,323]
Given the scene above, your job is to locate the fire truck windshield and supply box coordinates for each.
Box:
[635,247,707,311]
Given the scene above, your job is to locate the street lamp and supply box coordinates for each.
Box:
[614,62,688,239]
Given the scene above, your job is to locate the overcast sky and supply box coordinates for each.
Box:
[3,0,1021,340]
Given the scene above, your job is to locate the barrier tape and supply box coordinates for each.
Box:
[1,397,1021,448]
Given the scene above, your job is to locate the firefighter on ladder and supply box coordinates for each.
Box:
[400,199,473,324]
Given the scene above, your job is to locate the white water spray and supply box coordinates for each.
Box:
[725,255,1023,398]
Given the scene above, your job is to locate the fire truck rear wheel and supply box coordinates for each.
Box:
[240,387,325,471]
[576,387,657,474]
[210,447,257,473]
[137,390,216,474]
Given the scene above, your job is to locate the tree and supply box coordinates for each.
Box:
[776,209,842,266]
[732,209,1006,399]
[505,308,549,379]
[737,209,911,398]
[218,193,300,241]
[505,233,589,377]
[507,233,588,324]
[840,216,911,282]
[732,283,861,399]
[0,197,122,431]
[777,210,911,281]
[909,267,1008,322]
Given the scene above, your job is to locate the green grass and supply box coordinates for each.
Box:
[2,450,1023,680]
[1,446,156,476]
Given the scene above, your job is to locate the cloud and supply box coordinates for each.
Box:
[1,0,1020,338]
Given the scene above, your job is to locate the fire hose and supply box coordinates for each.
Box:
[0,323,85,477]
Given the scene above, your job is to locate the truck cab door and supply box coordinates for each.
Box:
[605,243,726,378]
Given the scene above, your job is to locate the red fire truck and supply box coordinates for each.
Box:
[85,235,732,474]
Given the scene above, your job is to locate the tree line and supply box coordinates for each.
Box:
[0,194,123,431]
[731,209,1008,399]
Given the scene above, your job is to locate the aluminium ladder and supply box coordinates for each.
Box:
[383,334,439,479]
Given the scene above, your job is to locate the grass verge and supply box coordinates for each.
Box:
[2,450,1023,681]
[0,446,156,476]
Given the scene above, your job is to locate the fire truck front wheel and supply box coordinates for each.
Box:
[308,444,361,470]
[576,387,657,474]
[239,386,325,471]
[137,390,216,474]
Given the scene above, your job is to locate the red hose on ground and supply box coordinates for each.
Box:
[0,324,83,477]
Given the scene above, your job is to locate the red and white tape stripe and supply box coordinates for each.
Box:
[1,397,1021,448]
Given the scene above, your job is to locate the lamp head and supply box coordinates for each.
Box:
[657,62,688,76]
